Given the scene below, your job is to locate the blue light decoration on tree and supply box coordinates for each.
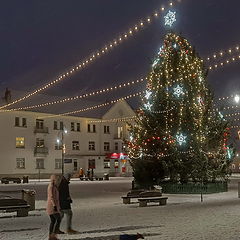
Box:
[176,133,187,146]
[173,84,184,98]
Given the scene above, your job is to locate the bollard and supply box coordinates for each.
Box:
[238,182,240,198]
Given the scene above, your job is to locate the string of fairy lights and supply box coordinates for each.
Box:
[0,0,182,111]
[0,78,146,112]
[0,1,239,130]
[40,91,144,118]
[206,45,240,62]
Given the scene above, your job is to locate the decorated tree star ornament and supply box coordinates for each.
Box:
[164,10,176,27]
[173,84,184,98]
[176,133,187,146]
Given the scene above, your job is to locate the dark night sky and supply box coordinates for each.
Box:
[0,0,240,113]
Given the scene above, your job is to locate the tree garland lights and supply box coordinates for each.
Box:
[128,33,231,186]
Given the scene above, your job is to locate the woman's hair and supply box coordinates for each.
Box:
[50,174,62,187]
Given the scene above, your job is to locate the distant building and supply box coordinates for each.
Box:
[0,100,135,178]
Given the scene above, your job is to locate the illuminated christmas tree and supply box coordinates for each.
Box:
[128,33,232,187]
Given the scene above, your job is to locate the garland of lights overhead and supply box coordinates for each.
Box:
[0,1,181,111]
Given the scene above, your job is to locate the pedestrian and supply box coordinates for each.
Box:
[46,174,62,240]
[86,168,90,179]
[91,168,94,179]
[79,168,84,178]
[58,173,78,234]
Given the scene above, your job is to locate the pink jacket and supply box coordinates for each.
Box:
[46,183,60,215]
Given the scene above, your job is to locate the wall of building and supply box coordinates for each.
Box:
[0,100,135,178]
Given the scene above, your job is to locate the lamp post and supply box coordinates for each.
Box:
[57,128,67,175]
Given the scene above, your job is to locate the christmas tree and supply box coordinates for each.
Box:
[128,33,232,188]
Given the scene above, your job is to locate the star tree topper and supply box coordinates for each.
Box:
[164,10,176,27]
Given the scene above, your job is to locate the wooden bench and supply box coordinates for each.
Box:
[0,197,30,217]
[121,189,145,204]
[138,196,168,207]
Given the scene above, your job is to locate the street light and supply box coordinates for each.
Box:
[57,128,68,175]
[234,94,240,103]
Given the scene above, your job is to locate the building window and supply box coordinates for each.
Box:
[89,141,95,151]
[88,124,96,133]
[55,142,62,150]
[104,159,110,168]
[104,142,110,151]
[16,137,25,148]
[36,158,44,169]
[115,142,118,151]
[117,126,123,138]
[88,159,96,169]
[15,117,20,127]
[71,122,80,132]
[71,122,75,131]
[22,118,27,127]
[74,160,78,171]
[76,123,80,132]
[54,121,64,130]
[54,121,58,130]
[15,117,27,127]
[55,159,62,169]
[104,126,110,134]
[36,119,44,129]
[72,141,80,150]
[36,138,44,147]
[16,158,25,169]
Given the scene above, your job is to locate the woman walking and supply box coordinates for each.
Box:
[46,174,62,240]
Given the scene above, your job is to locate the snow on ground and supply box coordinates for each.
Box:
[1,186,240,239]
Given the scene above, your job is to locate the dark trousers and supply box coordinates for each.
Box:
[49,213,61,234]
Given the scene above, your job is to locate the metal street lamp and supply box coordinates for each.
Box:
[57,128,68,175]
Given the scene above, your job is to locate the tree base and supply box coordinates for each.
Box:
[160,181,228,194]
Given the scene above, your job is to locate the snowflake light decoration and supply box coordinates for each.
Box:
[176,133,187,146]
[145,90,152,100]
[144,102,153,111]
[173,85,184,98]
[164,10,176,27]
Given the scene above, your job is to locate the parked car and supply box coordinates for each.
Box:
[1,177,21,184]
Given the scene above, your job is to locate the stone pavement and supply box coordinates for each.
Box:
[1,185,240,240]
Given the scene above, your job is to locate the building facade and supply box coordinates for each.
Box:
[0,100,135,178]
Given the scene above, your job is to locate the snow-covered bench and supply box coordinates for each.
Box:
[0,196,30,217]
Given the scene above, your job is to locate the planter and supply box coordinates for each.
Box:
[160,181,228,194]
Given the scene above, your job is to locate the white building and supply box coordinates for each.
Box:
[0,100,135,178]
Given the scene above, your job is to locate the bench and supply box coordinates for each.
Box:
[138,196,168,207]
[0,197,30,217]
[121,190,161,204]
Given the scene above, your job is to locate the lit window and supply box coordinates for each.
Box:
[104,160,110,168]
[16,137,25,148]
[72,141,80,150]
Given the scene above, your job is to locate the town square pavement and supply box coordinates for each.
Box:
[1,177,240,240]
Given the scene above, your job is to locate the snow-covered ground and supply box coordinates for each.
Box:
[1,185,240,240]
